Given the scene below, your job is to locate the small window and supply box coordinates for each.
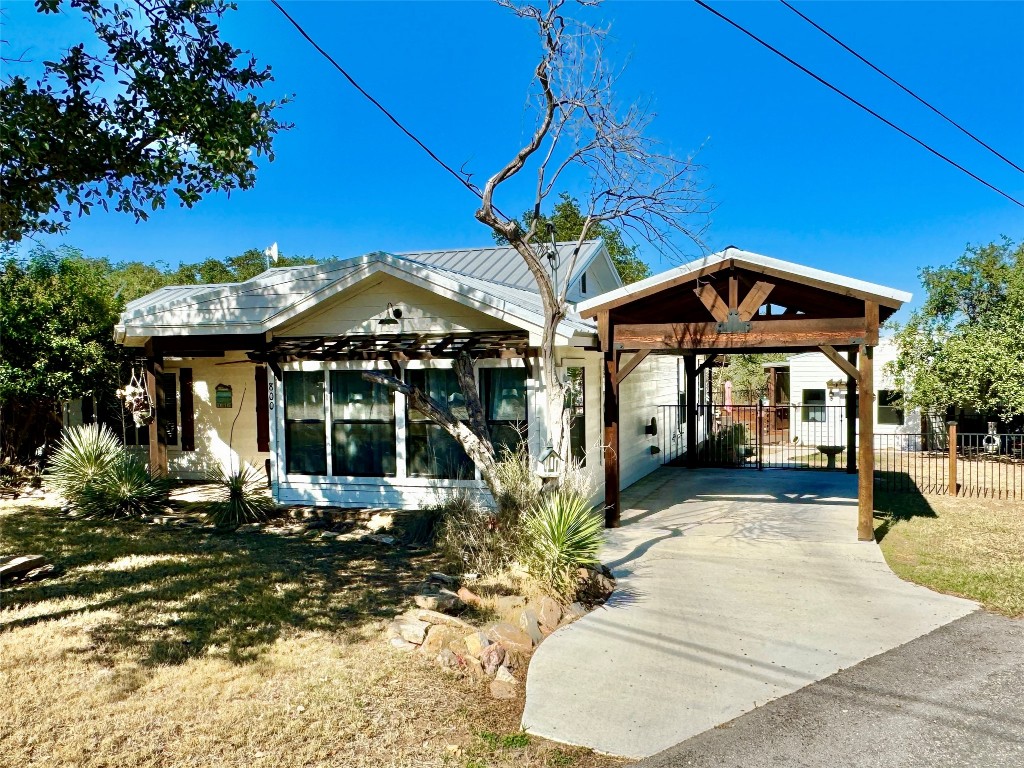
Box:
[284,371,326,475]
[878,389,905,426]
[678,392,686,425]
[407,369,473,479]
[566,367,585,465]
[330,371,396,477]
[801,389,827,423]
[481,368,528,457]
[581,272,587,294]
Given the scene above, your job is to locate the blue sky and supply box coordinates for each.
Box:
[7,1,1024,317]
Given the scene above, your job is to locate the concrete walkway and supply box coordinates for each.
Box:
[522,469,977,759]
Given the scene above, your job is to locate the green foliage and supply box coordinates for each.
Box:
[169,248,318,284]
[496,192,652,285]
[46,423,166,518]
[491,444,542,519]
[718,354,788,401]
[1,0,289,243]
[77,453,169,519]
[45,423,123,501]
[207,463,276,532]
[890,238,1024,420]
[520,489,604,600]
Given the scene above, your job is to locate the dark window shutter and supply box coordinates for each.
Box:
[179,368,195,451]
[82,396,95,425]
[255,365,270,452]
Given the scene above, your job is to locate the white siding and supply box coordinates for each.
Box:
[618,353,681,490]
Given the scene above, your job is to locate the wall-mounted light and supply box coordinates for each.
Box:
[378,302,403,327]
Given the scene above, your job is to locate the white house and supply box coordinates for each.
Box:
[108,241,691,510]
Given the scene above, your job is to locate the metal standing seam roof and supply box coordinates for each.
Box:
[574,247,913,316]
[116,247,599,343]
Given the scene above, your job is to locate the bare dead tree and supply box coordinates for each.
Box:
[475,0,709,464]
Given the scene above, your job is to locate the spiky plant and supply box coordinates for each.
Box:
[46,424,123,506]
[77,454,169,519]
[207,464,275,532]
[521,489,605,600]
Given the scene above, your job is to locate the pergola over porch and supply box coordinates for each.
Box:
[576,247,911,540]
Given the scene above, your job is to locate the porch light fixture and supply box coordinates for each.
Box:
[537,444,561,479]
[378,302,402,327]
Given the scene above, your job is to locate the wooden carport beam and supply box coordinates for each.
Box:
[694,284,729,322]
[615,349,650,384]
[818,345,859,380]
[857,302,879,542]
[737,282,775,321]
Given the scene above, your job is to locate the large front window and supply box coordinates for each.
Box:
[406,369,473,479]
[481,367,528,457]
[284,371,327,475]
[330,371,396,477]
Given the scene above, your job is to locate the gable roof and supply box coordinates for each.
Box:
[575,246,912,317]
[116,247,599,347]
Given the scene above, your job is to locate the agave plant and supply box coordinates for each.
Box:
[46,424,123,505]
[207,464,275,532]
[77,454,169,519]
[520,489,605,600]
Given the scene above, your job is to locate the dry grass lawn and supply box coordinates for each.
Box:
[0,498,624,768]
[874,491,1024,617]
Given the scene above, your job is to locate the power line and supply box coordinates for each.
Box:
[779,0,1024,176]
[692,0,1024,209]
[269,0,509,222]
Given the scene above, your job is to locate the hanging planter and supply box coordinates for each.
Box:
[117,368,154,427]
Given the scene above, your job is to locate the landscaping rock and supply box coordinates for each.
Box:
[518,609,544,646]
[0,555,46,582]
[456,586,482,606]
[479,643,506,676]
[388,616,430,645]
[463,631,491,659]
[489,680,517,700]
[414,584,464,614]
[436,648,464,673]
[366,512,394,533]
[419,625,464,658]
[494,595,526,615]
[538,597,562,631]
[561,602,587,624]
[427,571,456,586]
[365,534,396,546]
[319,530,339,539]
[495,665,518,685]
[23,564,58,581]
[389,637,417,652]
[412,609,473,629]
[463,655,486,681]
[488,622,533,655]
[578,565,615,602]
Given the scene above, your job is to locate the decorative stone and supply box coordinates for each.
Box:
[319,530,339,539]
[538,597,562,631]
[0,555,46,582]
[479,643,506,676]
[366,512,394,533]
[561,602,587,624]
[436,648,464,673]
[388,616,430,645]
[23,564,57,581]
[488,622,533,654]
[457,586,482,606]
[494,595,526,615]
[518,609,544,646]
[463,631,491,659]
[419,625,463,658]
[366,534,396,545]
[489,680,517,700]
[412,609,473,629]
[414,585,464,614]
[427,571,456,586]
[463,655,486,680]
[389,637,417,652]
[495,665,518,685]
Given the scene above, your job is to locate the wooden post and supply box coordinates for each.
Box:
[685,355,698,468]
[857,344,874,540]
[145,353,168,477]
[846,348,857,474]
[947,421,958,496]
[600,312,621,528]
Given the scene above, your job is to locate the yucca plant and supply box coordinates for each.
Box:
[207,464,275,532]
[77,454,169,519]
[46,424,124,506]
[520,489,605,600]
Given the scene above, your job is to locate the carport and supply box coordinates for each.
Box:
[574,247,912,539]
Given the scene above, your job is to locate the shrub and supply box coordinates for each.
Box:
[77,454,169,519]
[491,444,541,519]
[434,487,516,574]
[46,423,122,504]
[207,464,276,532]
[520,489,604,600]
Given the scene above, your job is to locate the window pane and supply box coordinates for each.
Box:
[285,371,325,420]
[286,422,327,475]
[801,389,827,423]
[491,423,528,457]
[878,389,905,426]
[407,369,468,421]
[407,423,473,479]
[566,367,585,465]
[330,371,393,421]
[332,422,396,477]
[485,368,527,422]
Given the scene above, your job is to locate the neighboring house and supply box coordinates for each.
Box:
[781,339,922,449]
[102,241,691,509]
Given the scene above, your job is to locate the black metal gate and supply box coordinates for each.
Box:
[655,402,851,471]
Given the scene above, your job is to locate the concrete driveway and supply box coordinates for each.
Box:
[522,469,976,759]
